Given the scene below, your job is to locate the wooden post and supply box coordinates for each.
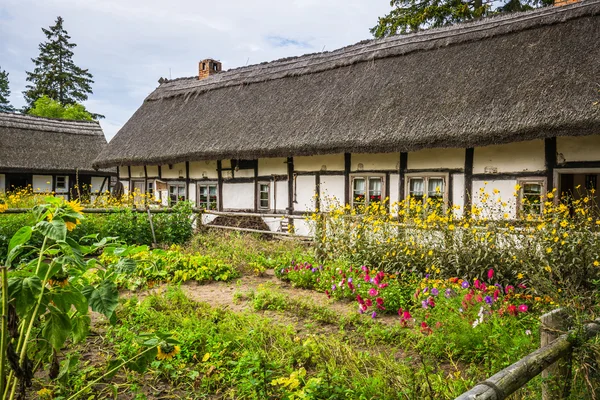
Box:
[541,309,571,400]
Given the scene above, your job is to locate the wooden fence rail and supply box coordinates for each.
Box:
[455,313,600,400]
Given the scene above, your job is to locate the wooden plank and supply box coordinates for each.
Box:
[541,309,571,400]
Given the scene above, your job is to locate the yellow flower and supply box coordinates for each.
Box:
[0,203,7,213]
[67,200,84,214]
[65,221,77,231]
[547,192,554,199]
[37,388,53,400]
[594,261,600,267]
[517,273,524,279]
[157,344,181,360]
[546,247,552,254]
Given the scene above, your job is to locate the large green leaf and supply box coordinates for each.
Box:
[114,258,137,274]
[82,280,119,318]
[6,226,33,265]
[8,276,42,315]
[36,220,67,241]
[51,289,88,315]
[42,305,72,350]
[72,314,91,343]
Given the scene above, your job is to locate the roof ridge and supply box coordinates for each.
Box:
[0,111,100,126]
[152,0,599,98]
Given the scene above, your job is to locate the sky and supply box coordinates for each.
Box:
[0,0,390,141]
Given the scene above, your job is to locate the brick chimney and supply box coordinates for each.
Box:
[554,0,578,6]
[199,59,222,80]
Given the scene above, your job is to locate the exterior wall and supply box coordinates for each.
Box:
[161,163,186,179]
[295,154,344,172]
[146,165,159,178]
[119,167,129,179]
[557,135,600,163]
[190,161,218,179]
[188,183,197,204]
[294,175,316,212]
[130,166,145,179]
[473,140,545,174]
[258,158,287,176]
[389,174,399,208]
[90,177,107,193]
[222,182,254,210]
[274,180,289,213]
[0,174,4,193]
[472,179,518,219]
[452,173,465,218]
[319,175,345,210]
[351,153,398,171]
[32,175,53,193]
[408,148,464,170]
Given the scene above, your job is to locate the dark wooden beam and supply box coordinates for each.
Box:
[185,161,190,201]
[385,172,390,202]
[254,161,259,212]
[144,165,149,205]
[287,157,294,212]
[315,172,321,211]
[399,152,408,201]
[545,137,557,191]
[344,153,351,205]
[217,160,223,211]
[464,148,474,215]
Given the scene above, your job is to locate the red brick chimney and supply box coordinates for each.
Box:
[199,59,222,80]
[554,0,579,6]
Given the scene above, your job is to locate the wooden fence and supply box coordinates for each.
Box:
[455,310,600,400]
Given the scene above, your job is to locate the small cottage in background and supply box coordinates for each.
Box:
[94,0,600,235]
[0,112,115,200]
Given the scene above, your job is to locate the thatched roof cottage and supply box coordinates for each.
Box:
[94,0,600,234]
[0,112,114,199]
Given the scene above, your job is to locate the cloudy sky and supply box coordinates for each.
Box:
[0,0,390,141]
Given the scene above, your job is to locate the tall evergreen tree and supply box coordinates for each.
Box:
[371,0,553,38]
[0,67,15,113]
[23,16,95,110]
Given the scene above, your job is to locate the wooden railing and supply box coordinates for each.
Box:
[455,310,600,400]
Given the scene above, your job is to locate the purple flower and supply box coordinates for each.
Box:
[431,288,439,296]
[445,288,454,298]
[280,269,285,274]
[371,311,377,319]
[311,268,317,273]
[484,296,493,305]
[348,277,353,283]
[421,300,429,309]
[423,287,429,294]
[461,281,470,289]
[332,284,337,291]
[425,274,430,279]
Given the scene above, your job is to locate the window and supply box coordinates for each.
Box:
[198,184,218,210]
[147,182,154,196]
[518,179,545,216]
[585,175,597,191]
[169,183,186,204]
[259,183,270,210]
[351,175,384,208]
[407,175,447,208]
[56,176,67,190]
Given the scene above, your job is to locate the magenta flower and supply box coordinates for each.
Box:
[505,285,514,294]
[368,288,379,297]
[518,304,528,313]
[365,299,373,307]
[361,265,368,272]
[402,310,412,320]
[356,295,364,304]
[488,269,494,281]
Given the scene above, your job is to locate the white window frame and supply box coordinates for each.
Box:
[258,182,270,210]
[55,176,68,193]
[197,182,218,210]
[517,177,546,216]
[168,182,187,204]
[405,173,449,209]
[350,174,385,208]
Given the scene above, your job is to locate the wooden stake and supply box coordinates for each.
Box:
[541,309,571,400]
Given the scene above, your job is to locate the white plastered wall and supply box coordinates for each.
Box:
[146,165,159,178]
[295,154,344,172]
[274,180,288,213]
[130,166,145,179]
[557,135,600,163]
[319,175,344,210]
[472,180,518,219]
[294,175,316,212]
[190,161,218,179]
[259,158,287,175]
[223,182,254,210]
[351,153,399,171]
[32,175,53,193]
[389,174,399,210]
[121,181,130,195]
[91,177,107,193]
[408,148,465,170]
[160,163,186,179]
[0,174,5,193]
[188,183,197,204]
[474,140,545,174]
[118,167,129,179]
[452,173,465,218]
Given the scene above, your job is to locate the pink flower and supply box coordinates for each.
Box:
[365,299,373,307]
[361,265,368,272]
[487,269,494,281]
[348,282,355,291]
[378,283,389,289]
[518,304,528,313]
[397,308,403,316]
[507,304,518,316]
[368,288,379,297]
[364,274,371,282]
[474,279,481,289]
[325,290,330,299]
[356,295,364,305]
[493,289,500,301]
[505,285,514,294]
[402,310,412,320]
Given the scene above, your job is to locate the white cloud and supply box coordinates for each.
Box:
[0,0,390,141]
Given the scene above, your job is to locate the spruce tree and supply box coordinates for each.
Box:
[23,16,95,110]
[0,67,15,113]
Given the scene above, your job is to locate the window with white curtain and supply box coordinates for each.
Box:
[406,174,448,208]
[351,175,384,208]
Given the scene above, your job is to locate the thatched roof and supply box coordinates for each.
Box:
[94,0,600,168]
[0,112,113,174]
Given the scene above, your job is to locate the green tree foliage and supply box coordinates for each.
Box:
[28,95,93,121]
[23,16,101,118]
[371,0,553,37]
[0,67,15,113]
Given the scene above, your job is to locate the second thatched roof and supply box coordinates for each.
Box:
[94,0,600,168]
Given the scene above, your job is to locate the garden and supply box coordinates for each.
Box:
[0,186,599,399]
